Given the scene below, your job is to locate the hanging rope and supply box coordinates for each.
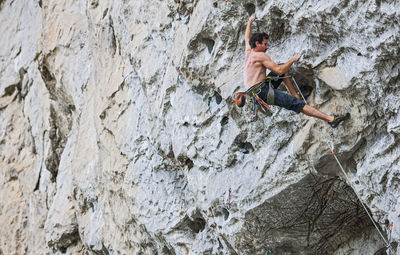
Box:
[292,76,394,252]
[291,75,307,104]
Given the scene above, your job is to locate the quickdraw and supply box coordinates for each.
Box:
[386,222,393,249]
[227,188,231,209]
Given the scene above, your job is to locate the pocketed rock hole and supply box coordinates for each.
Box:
[222,207,230,220]
[177,154,194,170]
[233,133,254,154]
[189,217,206,233]
[202,37,215,54]
[221,116,229,126]
[214,91,222,104]
[182,210,206,234]
[291,67,316,100]
[265,6,285,42]
[244,3,256,16]
[237,142,254,154]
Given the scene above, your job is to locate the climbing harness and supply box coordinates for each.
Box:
[232,75,290,115]
[292,76,395,253]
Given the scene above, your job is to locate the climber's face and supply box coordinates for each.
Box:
[256,39,269,52]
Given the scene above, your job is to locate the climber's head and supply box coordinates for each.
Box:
[249,33,269,52]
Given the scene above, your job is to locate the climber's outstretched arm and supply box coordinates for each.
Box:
[261,54,301,75]
[245,14,256,52]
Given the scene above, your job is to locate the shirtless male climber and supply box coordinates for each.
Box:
[235,14,349,128]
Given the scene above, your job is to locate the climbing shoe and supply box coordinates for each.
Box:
[328,113,350,128]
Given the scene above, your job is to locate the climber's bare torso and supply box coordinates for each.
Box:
[244,49,274,89]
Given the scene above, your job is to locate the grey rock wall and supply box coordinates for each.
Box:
[0,0,399,254]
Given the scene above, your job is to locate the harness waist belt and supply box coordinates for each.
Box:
[246,79,275,105]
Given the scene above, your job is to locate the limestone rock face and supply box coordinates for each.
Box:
[0,0,399,254]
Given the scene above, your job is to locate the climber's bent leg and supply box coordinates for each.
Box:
[282,71,300,99]
[272,88,306,114]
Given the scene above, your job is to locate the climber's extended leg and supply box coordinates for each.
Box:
[257,78,350,128]
[328,113,351,128]
[301,105,333,122]
[266,71,299,98]
[301,105,350,128]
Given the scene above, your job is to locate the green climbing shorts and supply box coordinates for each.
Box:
[258,72,306,113]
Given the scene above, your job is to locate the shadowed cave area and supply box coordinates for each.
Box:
[237,174,375,255]
[290,67,315,100]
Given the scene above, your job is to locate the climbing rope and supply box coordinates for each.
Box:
[292,76,394,252]
[290,75,307,104]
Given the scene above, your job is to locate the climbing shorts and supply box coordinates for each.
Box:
[257,72,306,113]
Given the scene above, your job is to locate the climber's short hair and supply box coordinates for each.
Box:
[249,33,269,48]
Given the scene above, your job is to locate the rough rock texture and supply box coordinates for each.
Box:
[0,0,399,254]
